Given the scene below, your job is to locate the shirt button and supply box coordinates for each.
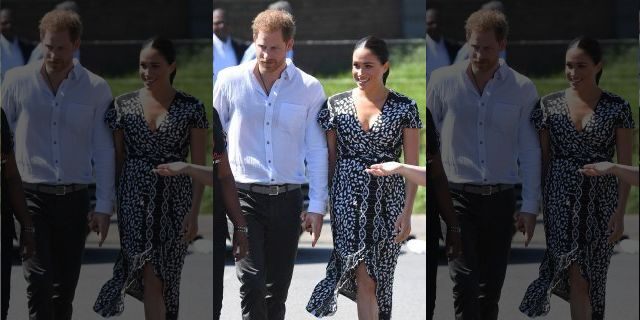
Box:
[54,102,58,106]
[266,122,270,125]
[480,102,485,106]
[271,179,275,182]
[479,141,483,144]
[53,141,57,144]
[267,141,270,144]
[479,121,483,125]
[481,160,485,163]
[268,103,272,106]
[53,122,57,125]
[483,179,487,182]
[55,160,58,163]
[57,178,61,182]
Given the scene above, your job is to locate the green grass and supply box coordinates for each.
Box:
[531,45,639,213]
[318,44,427,214]
[105,45,214,214]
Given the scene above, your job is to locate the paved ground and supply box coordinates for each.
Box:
[7,214,428,319]
[432,214,640,319]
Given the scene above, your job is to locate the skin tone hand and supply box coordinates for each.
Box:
[445,229,462,260]
[154,162,189,176]
[393,209,412,244]
[300,212,323,247]
[366,161,427,186]
[515,212,536,247]
[232,230,248,261]
[87,212,111,247]
[182,213,198,244]
[580,162,639,187]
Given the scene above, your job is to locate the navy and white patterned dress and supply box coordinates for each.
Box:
[306,90,422,319]
[519,91,635,319]
[94,90,209,319]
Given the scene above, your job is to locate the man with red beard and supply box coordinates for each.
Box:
[1,9,114,320]
[214,9,327,320]
[427,9,541,320]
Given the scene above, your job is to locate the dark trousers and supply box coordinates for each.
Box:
[236,188,302,320]
[22,189,89,320]
[212,205,227,320]
[427,234,438,320]
[448,189,515,320]
[1,216,15,320]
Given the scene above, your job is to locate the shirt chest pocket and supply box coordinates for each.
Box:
[490,102,520,135]
[64,103,94,134]
[277,103,307,133]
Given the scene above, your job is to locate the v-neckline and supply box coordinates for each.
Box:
[351,90,391,134]
[138,89,178,134]
[563,90,603,134]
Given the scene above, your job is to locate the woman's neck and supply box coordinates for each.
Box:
[355,83,388,101]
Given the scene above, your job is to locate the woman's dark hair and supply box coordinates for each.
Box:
[354,36,390,85]
[142,36,177,84]
[568,36,603,85]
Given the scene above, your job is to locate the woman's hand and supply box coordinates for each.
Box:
[607,211,625,245]
[20,230,35,260]
[154,162,189,176]
[393,211,412,244]
[579,161,615,177]
[181,213,198,244]
[232,229,249,261]
[366,161,403,177]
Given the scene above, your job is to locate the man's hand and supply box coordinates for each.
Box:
[515,212,537,247]
[87,212,111,247]
[300,212,323,247]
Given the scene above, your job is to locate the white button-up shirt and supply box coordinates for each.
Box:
[427,59,541,214]
[0,35,25,81]
[214,59,328,214]
[213,34,239,84]
[426,34,451,83]
[1,59,115,214]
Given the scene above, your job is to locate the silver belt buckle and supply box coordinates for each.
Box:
[268,185,280,196]
[481,185,493,196]
[55,185,67,196]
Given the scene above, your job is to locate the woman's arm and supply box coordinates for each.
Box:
[5,150,35,258]
[366,162,426,186]
[189,128,207,217]
[155,162,213,186]
[326,130,337,190]
[401,128,420,214]
[581,162,639,187]
[113,130,126,186]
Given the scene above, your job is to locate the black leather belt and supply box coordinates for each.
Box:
[449,183,514,196]
[236,183,301,196]
[23,183,89,196]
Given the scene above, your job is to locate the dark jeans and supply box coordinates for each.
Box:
[22,188,89,320]
[213,205,227,320]
[448,189,515,320]
[1,216,15,320]
[236,188,302,320]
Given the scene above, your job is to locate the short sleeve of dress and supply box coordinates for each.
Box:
[192,101,210,129]
[616,100,636,129]
[104,100,122,130]
[316,99,334,131]
[404,100,423,129]
[530,99,546,131]
[425,108,439,156]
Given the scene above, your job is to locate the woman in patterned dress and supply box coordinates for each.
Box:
[93,37,208,320]
[306,36,421,320]
[154,107,249,320]
[519,37,634,320]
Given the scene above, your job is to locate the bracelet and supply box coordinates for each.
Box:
[447,225,461,233]
[21,226,35,233]
[234,226,248,233]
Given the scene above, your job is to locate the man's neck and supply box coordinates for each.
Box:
[42,62,74,94]
[467,62,500,95]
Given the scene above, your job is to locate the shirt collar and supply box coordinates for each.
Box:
[464,58,507,81]
[248,58,295,81]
